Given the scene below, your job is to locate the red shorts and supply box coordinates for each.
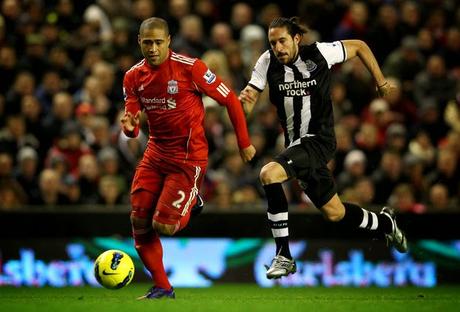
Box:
[130,155,206,225]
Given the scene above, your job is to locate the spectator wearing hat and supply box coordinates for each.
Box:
[337,149,367,193]
[239,24,266,76]
[362,98,391,147]
[385,123,408,154]
[15,146,40,202]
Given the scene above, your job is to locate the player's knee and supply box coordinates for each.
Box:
[130,214,151,230]
[260,163,281,184]
[130,214,153,243]
[152,220,177,236]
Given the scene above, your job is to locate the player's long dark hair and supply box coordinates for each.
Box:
[269,17,308,38]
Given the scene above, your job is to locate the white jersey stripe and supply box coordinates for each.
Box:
[217,84,229,95]
[219,82,230,93]
[126,59,145,74]
[217,84,229,97]
[294,60,312,140]
[171,52,196,63]
[171,57,195,65]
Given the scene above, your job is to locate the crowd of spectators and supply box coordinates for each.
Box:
[0,0,459,214]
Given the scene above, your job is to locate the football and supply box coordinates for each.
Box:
[94,250,135,289]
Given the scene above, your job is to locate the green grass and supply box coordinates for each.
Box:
[1,284,460,312]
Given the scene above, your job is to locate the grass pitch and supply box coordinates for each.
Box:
[1,283,460,312]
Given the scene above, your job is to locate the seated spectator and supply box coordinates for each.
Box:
[15,146,40,202]
[97,175,125,206]
[388,183,426,214]
[427,183,458,213]
[32,168,69,206]
[337,149,367,193]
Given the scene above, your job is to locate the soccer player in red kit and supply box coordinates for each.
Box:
[120,17,256,299]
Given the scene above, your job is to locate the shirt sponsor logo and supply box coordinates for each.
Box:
[167,98,176,109]
[167,80,179,94]
[140,97,176,110]
[203,69,216,84]
[278,79,317,96]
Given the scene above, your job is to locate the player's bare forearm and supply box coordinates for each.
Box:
[343,40,386,88]
[343,40,395,97]
[239,85,259,117]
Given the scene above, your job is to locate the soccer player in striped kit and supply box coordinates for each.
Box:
[239,17,407,280]
[121,17,255,298]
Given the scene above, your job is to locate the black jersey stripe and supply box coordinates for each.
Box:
[290,65,304,143]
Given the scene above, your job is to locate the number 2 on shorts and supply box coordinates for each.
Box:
[172,190,185,209]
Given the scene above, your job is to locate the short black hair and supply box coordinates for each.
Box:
[269,17,308,38]
[139,17,169,36]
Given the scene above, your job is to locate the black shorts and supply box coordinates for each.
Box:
[274,136,336,209]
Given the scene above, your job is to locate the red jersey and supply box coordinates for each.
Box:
[123,50,250,164]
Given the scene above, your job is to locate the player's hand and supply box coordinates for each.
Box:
[120,111,140,132]
[377,81,396,97]
[239,86,258,116]
[239,86,257,105]
[239,144,256,163]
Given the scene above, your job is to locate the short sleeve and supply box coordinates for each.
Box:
[316,41,347,69]
[248,50,270,92]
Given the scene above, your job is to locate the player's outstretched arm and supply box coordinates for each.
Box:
[342,39,395,97]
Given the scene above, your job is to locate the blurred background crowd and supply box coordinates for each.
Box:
[0,0,459,214]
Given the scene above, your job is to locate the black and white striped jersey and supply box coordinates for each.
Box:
[249,41,347,148]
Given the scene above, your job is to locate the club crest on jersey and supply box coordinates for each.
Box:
[167,80,179,94]
[305,59,317,72]
[203,69,216,84]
